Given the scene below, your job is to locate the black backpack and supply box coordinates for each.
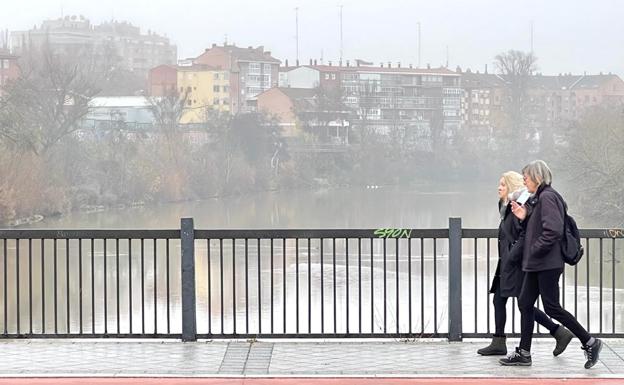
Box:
[553,190,584,265]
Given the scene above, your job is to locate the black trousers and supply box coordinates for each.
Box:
[493,285,558,337]
[518,268,591,351]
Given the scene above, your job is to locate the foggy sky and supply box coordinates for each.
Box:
[1,0,622,76]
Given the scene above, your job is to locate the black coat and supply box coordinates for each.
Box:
[521,184,565,272]
[490,201,525,297]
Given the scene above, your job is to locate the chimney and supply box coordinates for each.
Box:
[248,46,253,49]
[285,59,289,67]
[427,63,431,69]
[339,60,342,67]
[314,59,317,65]
[484,64,488,74]
[265,51,271,57]
[397,62,401,68]
[583,71,586,76]
[346,60,350,67]
[329,61,332,66]
[388,61,391,68]
[381,63,384,68]
[296,59,299,66]
[600,71,603,75]
[309,58,313,65]
[456,65,462,73]
[212,43,216,48]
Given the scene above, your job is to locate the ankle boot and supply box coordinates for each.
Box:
[552,325,574,356]
[477,335,507,356]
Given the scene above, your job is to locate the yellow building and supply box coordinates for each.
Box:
[177,64,230,123]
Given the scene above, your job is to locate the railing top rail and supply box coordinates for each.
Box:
[0,227,621,239]
[581,228,624,238]
[462,229,499,238]
[0,229,180,239]
[194,228,449,239]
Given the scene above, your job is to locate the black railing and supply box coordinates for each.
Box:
[0,219,622,341]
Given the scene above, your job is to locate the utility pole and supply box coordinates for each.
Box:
[417,21,421,68]
[295,7,299,65]
[530,20,534,54]
[339,5,344,63]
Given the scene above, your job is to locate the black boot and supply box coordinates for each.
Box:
[499,347,532,366]
[477,335,507,356]
[582,338,603,369]
[552,325,574,356]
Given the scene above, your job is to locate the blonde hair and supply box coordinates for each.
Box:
[522,160,553,186]
[501,171,524,203]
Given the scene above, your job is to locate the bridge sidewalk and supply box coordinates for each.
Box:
[0,338,622,379]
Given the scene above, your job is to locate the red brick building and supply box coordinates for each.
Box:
[0,50,19,94]
[147,64,177,96]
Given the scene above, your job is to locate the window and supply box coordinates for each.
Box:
[263,63,272,72]
[331,73,336,80]
[248,63,261,74]
[325,74,330,80]
[223,86,229,93]
[214,73,219,80]
[214,98,219,104]
[213,85,220,92]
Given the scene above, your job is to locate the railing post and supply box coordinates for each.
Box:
[448,217,463,341]
[181,217,197,341]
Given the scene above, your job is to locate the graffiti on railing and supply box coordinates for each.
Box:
[604,229,624,238]
[373,228,412,239]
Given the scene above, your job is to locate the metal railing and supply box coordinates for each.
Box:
[0,219,622,341]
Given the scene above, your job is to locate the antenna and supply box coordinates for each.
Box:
[295,7,299,64]
[417,21,421,68]
[339,5,343,63]
[446,45,449,68]
[530,20,534,54]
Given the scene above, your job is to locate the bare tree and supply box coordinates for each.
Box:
[295,86,351,143]
[0,41,100,155]
[495,50,537,158]
[560,105,624,226]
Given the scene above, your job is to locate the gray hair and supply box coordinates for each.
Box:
[522,160,553,186]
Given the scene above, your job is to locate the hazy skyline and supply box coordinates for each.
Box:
[1,0,622,76]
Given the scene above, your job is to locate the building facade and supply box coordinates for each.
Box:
[193,44,280,113]
[279,62,462,148]
[11,16,177,78]
[177,64,230,123]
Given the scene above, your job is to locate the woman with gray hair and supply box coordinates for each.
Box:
[499,160,602,369]
[477,171,572,357]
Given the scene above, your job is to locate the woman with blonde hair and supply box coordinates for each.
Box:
[478,171,572,357]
